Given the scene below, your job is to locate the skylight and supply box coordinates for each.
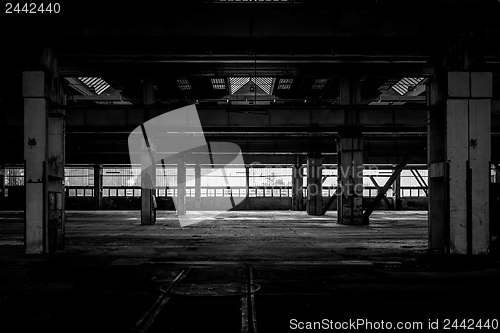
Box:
[378,79,399,91]
[176,79,192,91]
[391,77,425,96]
[228,77,275,95]
[311,78,329,90]
[211,78,227,90]
[229,77,250,94]
[277,78,293,90]
[250,77,275,95]
[78,77,110,95]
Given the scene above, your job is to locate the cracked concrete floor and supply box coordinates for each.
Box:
[0,210,499,332]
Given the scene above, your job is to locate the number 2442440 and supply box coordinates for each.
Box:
[5,3,61,14]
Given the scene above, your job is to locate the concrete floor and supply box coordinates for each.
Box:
[1,210,499,332]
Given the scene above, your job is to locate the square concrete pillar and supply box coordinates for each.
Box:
[428,71,491,254]
[392,171,401,210]
[468,99,490,254]
[194,164,201,210]
[48,110,65,250]
[23,71,50,254]
[0,165,5,202]
[141,76,156,225]
[22,49,66,254]
[177,156,187,215]
[93,164,102,210]
[245,165,250,209]
[306,157,322,216]
[337,136,364,225]
[141,142,156,225]
[291,160,304,211]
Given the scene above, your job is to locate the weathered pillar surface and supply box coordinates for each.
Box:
[392,171,401,211]
[337,135,364,225]
[177,155,186,215]
[337,77,364,225]
[94,164,102,210]
[23,48,66,254]
[141,77,156,225]
[428,71,491,254]
[0,165,5,201]
[291,157,304,211]
[245,165,250,209]
[141,141,156,225]
[306,156,322,216]
[427,69,447,250]
[23,71,49,254]
[48,108,65,251]
[194,163,201,210]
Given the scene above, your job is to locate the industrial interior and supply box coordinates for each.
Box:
[1,1,500,332]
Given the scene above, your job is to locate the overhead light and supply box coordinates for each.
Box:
[250,86,255,92]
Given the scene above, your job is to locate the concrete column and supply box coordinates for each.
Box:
[141,143,156,225]
[496,167,500,183]
[337,135,364,225]
[337,77,364,224]
[392,170,401,210]
[468,73,491,255]
[177,155,186,215]
[306,156,322,216]
[93,164,102,210]
[194,163,201,210]
[340,76,361,125]
[291,157,304,211]
[141,76,156,225]
[23,49,66,253]
[428,71,492,254]
[245,164,250,209]
[428,73,447,250]
[23,74,48,253]
[0,165,4,201]
[47,109,65,251]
